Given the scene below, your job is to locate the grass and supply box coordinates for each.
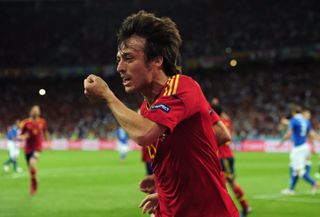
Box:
[0,150,319,217]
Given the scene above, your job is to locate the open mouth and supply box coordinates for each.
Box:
[122,77,131,86]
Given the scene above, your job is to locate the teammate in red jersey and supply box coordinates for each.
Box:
[20,105,50,195]
[84,11,238,217]
[212,104,251,217]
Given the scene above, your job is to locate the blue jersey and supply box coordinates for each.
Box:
[116,128,129,144]
[289,114,311,147]
[6,126,19,141]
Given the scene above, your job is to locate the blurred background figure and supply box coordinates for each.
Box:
[3,120,22,173]
[278,105,318,195]
[20,105,50,195]
[116,127,130,164]
[212,102,251,217]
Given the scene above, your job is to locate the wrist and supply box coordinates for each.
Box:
[104,91,116,104]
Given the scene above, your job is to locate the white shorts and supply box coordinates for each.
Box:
[117,142,129,154]
[290,143,310,176]
[7,140,20,159]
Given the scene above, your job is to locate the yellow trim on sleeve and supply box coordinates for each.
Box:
[166,77,175,96]
[172,74,180,95]
[163,78,171,96]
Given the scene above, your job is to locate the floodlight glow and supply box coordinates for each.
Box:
[39,89,46,96]
[230,59,237,67]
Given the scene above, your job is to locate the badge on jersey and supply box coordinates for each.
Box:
[151,104,171,113]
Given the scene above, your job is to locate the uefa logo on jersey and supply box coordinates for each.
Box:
[151,104,171,113]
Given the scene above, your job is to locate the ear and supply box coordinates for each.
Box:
[152,56,163,68]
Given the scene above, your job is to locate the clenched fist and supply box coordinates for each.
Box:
[84,74,114,103]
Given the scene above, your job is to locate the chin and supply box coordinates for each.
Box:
[124,86,136,93]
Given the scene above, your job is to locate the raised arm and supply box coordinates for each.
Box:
[84,74,166,146]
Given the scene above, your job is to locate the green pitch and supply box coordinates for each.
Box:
[0,150,319,217]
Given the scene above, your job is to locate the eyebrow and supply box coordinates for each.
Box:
[116,51,134,60]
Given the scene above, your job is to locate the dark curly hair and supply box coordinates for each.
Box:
[117,10,182,76]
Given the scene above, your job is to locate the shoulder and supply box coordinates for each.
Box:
[20,118,31,127]
[163,74,200,97]
[290,117,297,123]
[36,118,47,125]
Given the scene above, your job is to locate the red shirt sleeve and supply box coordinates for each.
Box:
[209,107,220,125]
[142,75,201,132]
[20,119,28,134]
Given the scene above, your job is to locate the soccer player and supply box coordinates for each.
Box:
[116,126,130,163]
[20,105,49,195]
[3,121,22,173]
[212,105,250,217]
[138,106,232,215]
[84,10,239,217]
[278,105,318,195]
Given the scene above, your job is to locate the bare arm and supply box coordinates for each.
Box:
[18,132,29,141]
[278,129,292,147]
[213,121,231,146]
[107,95,167,145]
[44,130,50,141]
[84,74,166,146]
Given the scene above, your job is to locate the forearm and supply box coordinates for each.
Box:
[213,121,231,147]
[44,131,50,141]
[106,93,163,146]
[18,133,28,140]
[279,130,291,145]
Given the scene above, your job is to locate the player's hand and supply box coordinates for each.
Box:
[139,193,158,214]
[139,175,156,194]
[84,74,114,103]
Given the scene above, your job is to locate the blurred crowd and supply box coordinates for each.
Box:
[1,0,319,140]
[196,63,320,139]
[1,0,319,67]
[1,63,319,140]
[0,75,142,139]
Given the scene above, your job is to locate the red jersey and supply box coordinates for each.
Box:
[218,117,234,158]
[210,108,220,125]
[142,145,152,163]
[140,75,239,217]
[21,118,47,154]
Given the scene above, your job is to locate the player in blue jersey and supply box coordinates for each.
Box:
[3,121,22,173]
[116,127,130,163]
[278,106,318,195]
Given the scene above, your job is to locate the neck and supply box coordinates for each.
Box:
[141,72,168,105]
[31,116,39,120]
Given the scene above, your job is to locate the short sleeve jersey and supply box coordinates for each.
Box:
[6,126,19,141]
[140,75,239,217]
[21,118,47,154]
[289,114,311,147]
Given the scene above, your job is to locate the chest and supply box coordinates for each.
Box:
[25,122,43,135]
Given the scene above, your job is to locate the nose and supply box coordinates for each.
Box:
[117,59,126,74]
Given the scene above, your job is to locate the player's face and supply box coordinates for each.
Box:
[116,36,153,93]
[304,111,311,120]
[30,106,41,118]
